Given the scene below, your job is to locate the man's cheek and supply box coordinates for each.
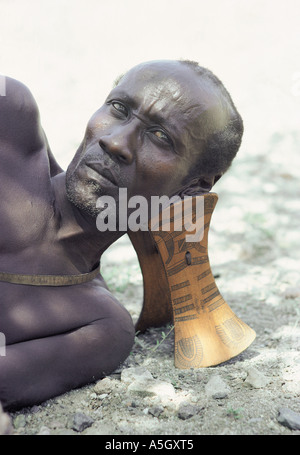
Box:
[85,111,111,141]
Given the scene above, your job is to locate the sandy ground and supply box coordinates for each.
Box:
[0,0,300,437]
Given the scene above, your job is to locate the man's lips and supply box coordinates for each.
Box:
[85,161,117,186]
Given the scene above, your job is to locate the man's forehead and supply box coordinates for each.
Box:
[117,61,200,96]
[113,60,216,118]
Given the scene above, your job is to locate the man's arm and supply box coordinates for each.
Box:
[0,76,63,175]
[0,77,45,152]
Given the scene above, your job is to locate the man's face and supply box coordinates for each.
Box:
[66,60,217,217]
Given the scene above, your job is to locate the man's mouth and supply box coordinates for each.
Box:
[85,161,118,186]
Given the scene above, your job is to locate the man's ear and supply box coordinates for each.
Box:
[178,175,220,197]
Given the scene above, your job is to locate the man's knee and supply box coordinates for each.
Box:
[95,303,135,368]
[0,309,135,411]
[76,300,135,382]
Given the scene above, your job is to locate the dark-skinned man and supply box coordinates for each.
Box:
[0,60,243,410]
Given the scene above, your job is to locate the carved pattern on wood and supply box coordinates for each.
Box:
[149,194,256,368]
[129,193,256,368]
[175,334,203,369]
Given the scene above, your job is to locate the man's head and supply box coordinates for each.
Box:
[66,59,243,216]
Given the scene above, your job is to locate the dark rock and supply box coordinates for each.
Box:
[178,403,200,420]
[212,391,228,399]
[277,407,300,430]
[148,406,164,417]
[71,412,94,432]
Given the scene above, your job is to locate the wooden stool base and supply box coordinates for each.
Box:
[129,193,256,368]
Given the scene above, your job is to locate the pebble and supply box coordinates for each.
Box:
[31,405,41,413]
[277,407,300,430]
[178,403,201,420]
[37,425,51,435]
[70,412,94,432]
[121,367,154,384]
[205,374,230,399]
[13,414,26,429]
[148,406,164,418]
[281,286,300,299]
[121,366,175,400]
[93,377,118,395]
[243,367,270,389]
[212,392,228,400]
[127,378,175,399]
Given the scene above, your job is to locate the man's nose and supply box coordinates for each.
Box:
[99,123,137,164]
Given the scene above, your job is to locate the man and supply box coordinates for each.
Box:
[0,60,243,410]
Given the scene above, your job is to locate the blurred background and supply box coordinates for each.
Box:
[1,0,299,169]
[0,0,299,314]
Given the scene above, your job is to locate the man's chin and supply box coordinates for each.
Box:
[66,176,101,218]
[67,191,100,218]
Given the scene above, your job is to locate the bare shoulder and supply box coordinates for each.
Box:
[0,76,46,153]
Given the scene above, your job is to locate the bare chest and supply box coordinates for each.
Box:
[0,150,56,258]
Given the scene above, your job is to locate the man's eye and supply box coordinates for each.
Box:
[112,101,128,116]
[152,129,172,144]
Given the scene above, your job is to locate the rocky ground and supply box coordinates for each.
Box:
[1,130,300,437]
